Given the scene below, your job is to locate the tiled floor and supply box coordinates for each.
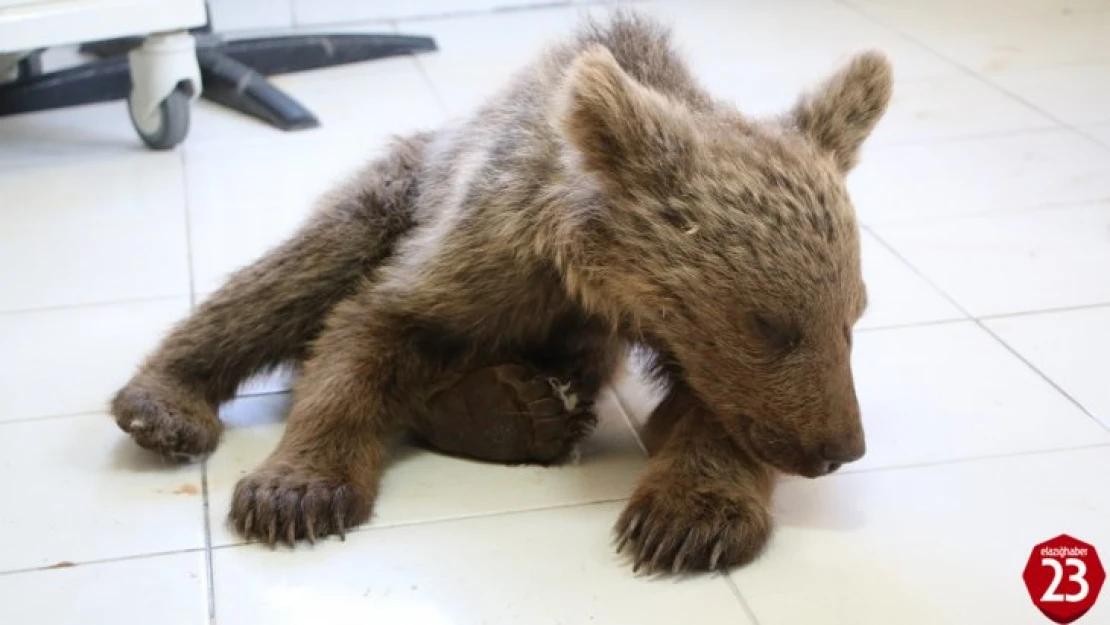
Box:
[1,1,1109,623]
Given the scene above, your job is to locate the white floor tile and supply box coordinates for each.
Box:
[0,103,146,171]
[0,297,191,422]
[180,56,439,294]
[407,7,588,116]
[265,56,444,138]
[857,229,964,330]
[646,0,958,123]
[849,322,1108,471]
[0,99,304,168]
[732,446,1110,625]
[650,0,958,83]
[178,53,443,151]
[209,0,294,31]
[294,0,564,27]
[411,1,959,118]
[0,414,205,572]
[0,154,190,312]
[205,389,647,547]
[868,74,1055,146]
[185,135,408,294]
[850,130,1110,225]
[989,63,1110,126]
[986,306,1110,429]
[1083,123,1110,148]
[0,552,208,625]
[212,501,752,625]
[873,202,1110,316]
[846,0,1110,73]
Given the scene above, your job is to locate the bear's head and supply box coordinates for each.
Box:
[558,45,892,478]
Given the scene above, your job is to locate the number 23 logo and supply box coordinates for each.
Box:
[1042,558,1090,603]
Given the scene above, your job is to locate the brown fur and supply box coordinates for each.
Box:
[110,11,891,572]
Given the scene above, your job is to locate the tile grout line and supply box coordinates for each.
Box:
[861,226,1109,432]
[973,322,1108,432]
[201,459,217,624]
[830,439,1110,479]
[607,387,650,455]
[821,441,1110,480]
[853,297,1110,334]
[208,497,634,552]
[0,546,208,578]
[858,192,1110,230]
[0,293,189,318]
[1083,129,1110,150]
[406,26,451,119]
[314,0,581,29]
[0,410,116,427]
[209,443,1110,553]
[183,149,216,619]
[724,575,763,625]
[855,316,967,334]
[287,0,594,34]
[868,126,1056,150]
[0,387,293,429]
[834,0,1110,155]
[4,446,1102,579]
[975,301,1110,321]
[180,150,198,309]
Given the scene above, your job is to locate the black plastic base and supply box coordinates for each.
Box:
[0,32,437,131]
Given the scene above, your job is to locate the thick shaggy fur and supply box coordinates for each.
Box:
[111,12,891,573]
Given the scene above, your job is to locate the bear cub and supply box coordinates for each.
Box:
[110,11,891,574]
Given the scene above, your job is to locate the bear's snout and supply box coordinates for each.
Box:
[813,437,866,475]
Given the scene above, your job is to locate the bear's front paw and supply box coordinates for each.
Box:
[111,375,222,461]
[229,464,373,546]
[614,481,772,575]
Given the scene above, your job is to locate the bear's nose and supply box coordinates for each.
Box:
[819,440,865,473]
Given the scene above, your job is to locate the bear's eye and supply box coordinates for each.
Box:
[751,313,802,354]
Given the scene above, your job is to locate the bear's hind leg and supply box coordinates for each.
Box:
[411,362,600,465]
[409,327,626,465]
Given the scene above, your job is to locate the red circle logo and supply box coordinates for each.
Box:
[1023,535,1105,624]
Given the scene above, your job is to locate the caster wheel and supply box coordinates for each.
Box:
[129,85,191,150]
[16,51,43,80]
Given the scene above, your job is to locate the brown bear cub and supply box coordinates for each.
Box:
[111,11,891,574]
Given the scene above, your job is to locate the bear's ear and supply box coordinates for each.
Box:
[786,51,893,174]
[557,45,699,189]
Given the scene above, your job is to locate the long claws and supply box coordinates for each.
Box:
[649,540,669,573]
[615,529,631,554]
[285,519,296,547]
[305,516,316,545]
[673,533,697,574]
[641,524,662,559]
[334,507,347,541]
[615,512,641,553]
[626,513,642,536]
[709,541,725,570]
[230,475,368,548]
